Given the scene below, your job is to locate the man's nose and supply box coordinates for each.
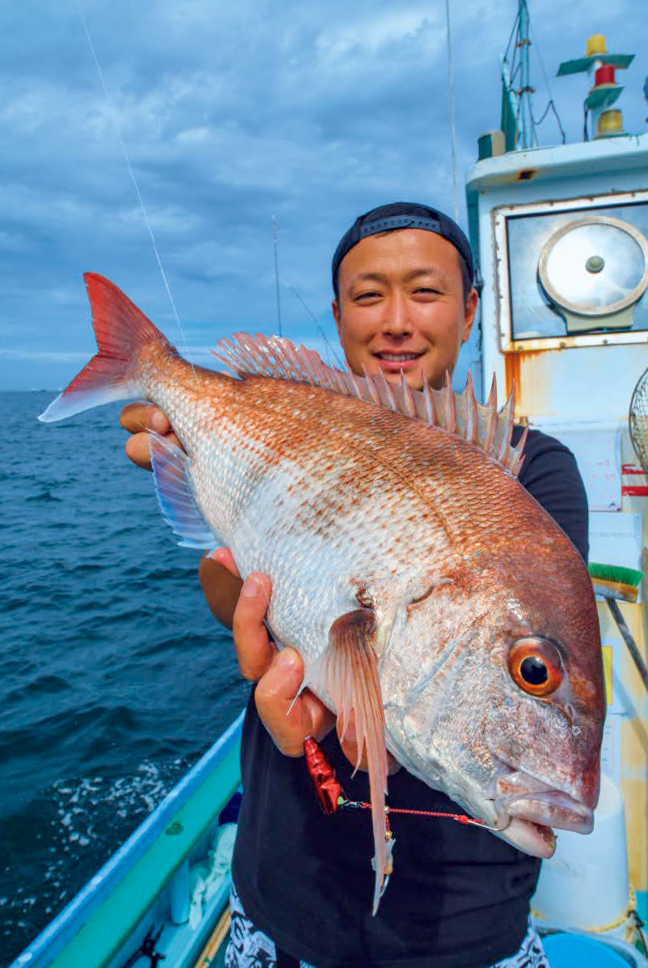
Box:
[383,293,412,337]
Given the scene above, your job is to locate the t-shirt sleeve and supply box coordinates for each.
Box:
[514,428,589,563]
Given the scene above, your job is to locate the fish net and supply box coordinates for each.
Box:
[629,367,648,477]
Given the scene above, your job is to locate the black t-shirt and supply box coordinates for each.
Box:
[232,428,589,968]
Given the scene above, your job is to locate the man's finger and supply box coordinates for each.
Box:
[337,715,402,775]
[198,556,242,629]
[255,648,334,756]
[232,573,275,681]
[209,547,241,579]
[120,403,171,435]
[124,430,182,470]
[125,431,154,470]
[300,690,337,744]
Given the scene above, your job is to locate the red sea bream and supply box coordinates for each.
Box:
[40,274,605,911]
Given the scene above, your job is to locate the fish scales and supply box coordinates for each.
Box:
[40,274,605,912]
[142,355,457,600]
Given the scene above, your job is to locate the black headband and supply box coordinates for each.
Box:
[332,203,474,293]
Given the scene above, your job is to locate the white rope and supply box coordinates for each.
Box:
[444,0,459,223]
[75,0,196,376]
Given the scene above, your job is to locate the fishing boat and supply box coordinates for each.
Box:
[10,714,244,968]
[11,4,648,967]
[464,4,648,965]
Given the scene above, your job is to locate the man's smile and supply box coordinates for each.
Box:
[372,350,425,371]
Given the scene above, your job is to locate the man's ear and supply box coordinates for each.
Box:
[462,288,479,344]
[332,299,342,336]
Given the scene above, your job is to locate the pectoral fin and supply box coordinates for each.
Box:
[149,432,218,549]
[320,608,390,913]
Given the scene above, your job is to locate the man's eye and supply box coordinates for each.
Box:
[354,291,381,301]
[414,287,441,296]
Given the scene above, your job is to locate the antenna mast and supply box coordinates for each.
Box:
[444,0,459,221]
[517,0,534,148]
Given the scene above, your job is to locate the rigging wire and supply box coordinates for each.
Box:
[272,215,283,337]
[502,6,520,65]
[529,23,567,144]
[532,99,566,144]
[272,219,341,368]
[280,279,344,369]
[75,0,196,377]
[529,23,554,102]
[443,0,459,223]
[509,61,522,87]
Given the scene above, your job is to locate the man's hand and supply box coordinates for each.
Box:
[120,403,182,470]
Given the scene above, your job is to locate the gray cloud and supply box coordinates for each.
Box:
[0,0,644,391]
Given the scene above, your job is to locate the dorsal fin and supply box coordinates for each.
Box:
[213,334,526,476]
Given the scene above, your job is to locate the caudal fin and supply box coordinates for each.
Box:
[38,273,173,423]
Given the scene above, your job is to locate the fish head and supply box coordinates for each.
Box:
[481,547,605,856]
[380,543,605,859]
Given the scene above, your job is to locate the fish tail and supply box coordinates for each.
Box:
[38,273,174,423]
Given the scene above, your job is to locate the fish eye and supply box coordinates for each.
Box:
[508,637,563,697]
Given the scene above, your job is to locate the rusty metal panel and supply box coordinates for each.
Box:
[504,344,648,424]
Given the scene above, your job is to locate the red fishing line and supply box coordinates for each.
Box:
[303,737,484,826]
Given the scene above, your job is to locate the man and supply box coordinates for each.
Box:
[122,202,588,967]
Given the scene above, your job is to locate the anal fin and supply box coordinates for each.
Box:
[149,432,217,549]
[322,608,389,914]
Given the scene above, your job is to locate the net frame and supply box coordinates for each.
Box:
[629,367,648,476]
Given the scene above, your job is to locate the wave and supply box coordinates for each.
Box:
[25,490,63,503]
[1,755,192,967]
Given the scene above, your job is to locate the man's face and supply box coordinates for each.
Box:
[332,228,478,391]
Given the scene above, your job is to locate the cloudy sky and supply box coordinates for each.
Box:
[0,0,645,391]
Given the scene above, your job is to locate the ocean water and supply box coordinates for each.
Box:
[0,391,248,966]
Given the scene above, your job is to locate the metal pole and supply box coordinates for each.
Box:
[444,0,459,222]
[169,860,190,924]
[606,598,648,693]
[518,0,534,149]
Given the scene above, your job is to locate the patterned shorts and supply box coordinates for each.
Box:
[224,881,550,968]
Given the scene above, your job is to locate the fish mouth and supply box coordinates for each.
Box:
[492,817,558,858]
[484,756,595,858]
[506,790,594,833]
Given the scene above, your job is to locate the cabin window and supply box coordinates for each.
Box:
[493,193,648,350]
